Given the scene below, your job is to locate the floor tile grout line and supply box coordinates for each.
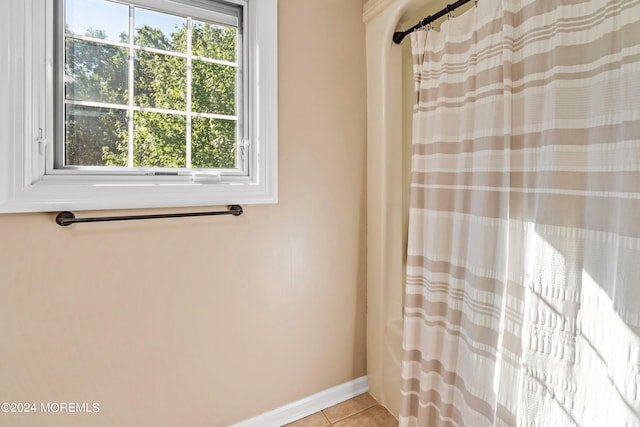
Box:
[322,403,377,425]
[321,393,378,425]
[283,393,397,427]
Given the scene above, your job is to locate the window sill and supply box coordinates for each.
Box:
[1,177,277,213]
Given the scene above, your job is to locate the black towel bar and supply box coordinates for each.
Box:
[55,205,243,226]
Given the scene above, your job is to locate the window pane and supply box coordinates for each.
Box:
[65,105,128,166]
[133,112,186,168]
[192,61,236,115]
[65,39,128,104]
[65,0,129,43]
[191,117,236,169]
[60,1,245,174]
[192,21,237,62]
[135,8,186,52]
[134,52,187,110]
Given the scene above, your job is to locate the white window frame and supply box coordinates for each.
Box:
[0,0,277,213]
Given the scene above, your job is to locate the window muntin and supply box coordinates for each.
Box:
[59,0,243,172]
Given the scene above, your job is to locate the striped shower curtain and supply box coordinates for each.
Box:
[400,0,640,426]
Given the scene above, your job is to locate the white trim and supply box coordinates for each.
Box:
[362,0,396,24]
[231,376,369,427]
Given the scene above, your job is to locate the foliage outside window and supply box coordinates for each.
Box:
[62,0,243,172]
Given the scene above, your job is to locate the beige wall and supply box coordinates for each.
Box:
[0,1,367,426]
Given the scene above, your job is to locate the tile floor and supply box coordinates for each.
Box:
[283,393,398,427]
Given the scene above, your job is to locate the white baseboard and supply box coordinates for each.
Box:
[231,376,369,427]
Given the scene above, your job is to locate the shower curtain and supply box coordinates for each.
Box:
[401,0,640,426]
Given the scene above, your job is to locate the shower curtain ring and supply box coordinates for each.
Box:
[447,4,453,20]
[419,17,429,31]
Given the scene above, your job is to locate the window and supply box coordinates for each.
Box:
[0,0,277,213]
[61,0,243,172]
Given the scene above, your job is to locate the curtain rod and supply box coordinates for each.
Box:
[55,205,243,226]
[392,0,474,44]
